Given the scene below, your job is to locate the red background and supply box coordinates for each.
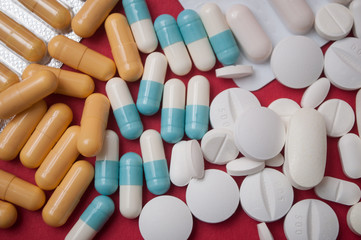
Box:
[0,0,360,239]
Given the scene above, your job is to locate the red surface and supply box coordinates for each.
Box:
[0,0,360,239]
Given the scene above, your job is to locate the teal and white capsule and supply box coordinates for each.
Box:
[154,14,192,76]
[140,130,170,195]
[161,79,185,143]
[199,3,240,66]
[185,75,210,140]
[65,196,115,240]
[177,9,216,71]
[95,130,119,195]
[136,52,167,116]
[106,77,143,140]
[119,152,143,219]
[122,0,158,53]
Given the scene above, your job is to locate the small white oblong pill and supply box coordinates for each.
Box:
[338,133,361,179]
[284,199,339,240]
[347,202,361,236]
[318,99,355,138]
[240,168,294,222]
[215,65,253,79]
[268,98,300,131]
[350,0,361,38]
[226,157,265,177]
[257,222,274,240]
[357,89,361,137]
[301,78,331,108]
[265,153,284,168]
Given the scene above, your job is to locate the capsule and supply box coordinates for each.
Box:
[177,9,216,71]
[154,14,192,76]
[226,5,273,63]
[105,13,143,82]
[185,75,210,140]
[0,63,19,93]
[0,200,17,229]
[161,79,186,143]
[22,64,94,98]
[119,152,143,219]
[140,130,170,195]
[0,70,57,119]
[0,100,47,161]
[199,3,240,66]
[106,78,143,140]
[71,0,119,38]
[136,52,168,116]
[77,94,110,157]
[122,0,158,53]
[18,0,71,31]
[48,35,116,81]
[0,169,46,211]
[42,160,94,227]
[35,126,80,190]
[95,130,119,195]
[0,11,47,62]
[20,103,73,169]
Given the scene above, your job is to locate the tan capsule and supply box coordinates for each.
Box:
[0,63,19,93]
[78,93,110,157]
[71,0,119,38]
[42,160,94,227]
[0,100,47,161]
[0,200,17,229]
[0,11,47,62]
[105,13,143,82]
[35,125,80,190]
[18,0,71,31]
[0,70,58,119]
[20,103,73,169]
[48,35,116,81]
[0,169,46,211]
[22,64,94,98]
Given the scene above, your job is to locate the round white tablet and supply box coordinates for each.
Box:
[186,169,239,223]
[210,88,260,130]
[284,199,339,240]
[268,98,300,130]
[324,37,361,90]
[347,202,361,236]
[301,77,331,108]
[265,153,284,167]
[234,107,285,161]
[226,157,265,176]
[317,99,355,137]
[315,3,353,41]
[271,36,324,89]
[139,195,193,240]
[215,65,253,79]
[240,168,293,222]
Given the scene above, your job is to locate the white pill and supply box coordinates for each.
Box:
[338,133,361,179]
[330,0,352,5]
[210,88,260,131]
[215,65,253,79]
[240,168,294,222]
[315,3,353,41]
[170,140,204,187]
[350,0,361,38]
[285,108,327,190]
[284,199,339,240]
[265,153,284,168]
[268,98,300,131]
[301,78,331,108]
[271,36,324,89]
[315,176,361,205]
[186,169,239,223]
[257,222,274,240]
[139,195,193,240]
[234,107,285,161]
[347,202,361,236]
[226,157,265,177]
[324,37,361,90]
[357,89,361,136]
[201,128,239,165]
[317,99,355,137]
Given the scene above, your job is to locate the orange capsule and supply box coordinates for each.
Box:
[0,70,57,119]
[0,200,17,229]
[48,35,116,81]
[42,160,94,227]
[20,103,73,169]
[78,93,110,157]
[22,64,94,98]
[0,11,47,62]
[0,100,47,161]
[0,169,46,211]
[0,63,19,93]
[105,13,143,82]
[71,0,119,38]
[35,125,80,190]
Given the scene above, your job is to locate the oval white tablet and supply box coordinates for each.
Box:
[317,99,355,138]
[356,89,361,137]
[347,202,361,236]
[301,78,331,108]
[271,35,323,89]
[350,0,361,38]
[186,169,239,223]
[215,65,253,79]
[265,153,284,168]
[268,98,300,130]
[240,168,294,222]
[338,133,361,179]
[226,157,265,176]
[284,199,339,240]
[139,195,193,240]
[257,222,274,240]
